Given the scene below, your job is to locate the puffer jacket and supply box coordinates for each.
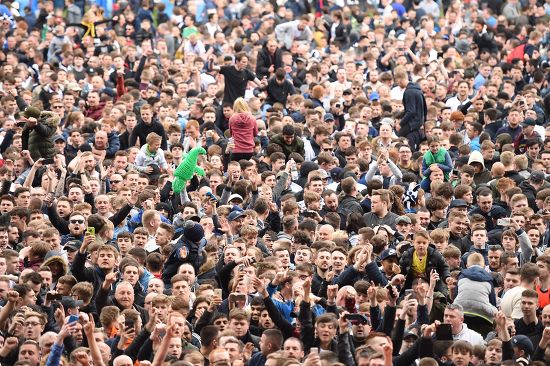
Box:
[453,265,497,321]
[22,111,59,161]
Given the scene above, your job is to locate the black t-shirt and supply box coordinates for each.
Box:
[220,65,255,104]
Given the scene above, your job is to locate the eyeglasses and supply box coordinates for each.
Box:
[323,148,333,151]
[52,105,64,109]
[25,321,41,327]
[70,220,85,224]
[110,180,122,184]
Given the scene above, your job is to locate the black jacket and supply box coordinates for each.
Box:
[398,82,427,136]
[255,46,283,79]
[129,120,168,150]
[264,77,296,106]
[399,246,450,294]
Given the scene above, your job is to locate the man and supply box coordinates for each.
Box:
[514,289,543,348]
[444,303,485,346]
[400,231,450,294]
[129,104,168,150]
[446,80,471,111]
[397,73,427,150]
[270,124,305,159]
[469,188,496,231]
[496,108,523,141]
[210,52,265,104]
[501,263,540,319]
[248,329,283,366]
[363,189,399,230]
[536,255,550,309]
[255,38,283,79]
[274,15,313,50]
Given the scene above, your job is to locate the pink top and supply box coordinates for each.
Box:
[229,112,258,153]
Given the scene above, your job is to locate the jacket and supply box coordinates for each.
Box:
[519,180,538,211]
[398,82,426,136]
[22,111,59,161]
[337,195,364,220]
[270,134,305,158]
[255,46,283,79]
[84,102,106,121]
[229,112,258,153]
[468,150,492,185]
[70,251,108,298]
[399,246,450,294]
[453,265,497,321]
[161,236,201,285]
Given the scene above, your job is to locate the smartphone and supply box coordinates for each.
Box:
[42,158,55,165]
[435,323,453,341]
[67,315,79,324]
[206,191,219,202]
[302,210,317,219]
[46,292,63,301]
[310,347,319,354]
[344,313,369,324]
[344,297,356,313]
[214,288,222,298]
[405,289,414,298]
[385,284,397,298]
[497,218,511,227]
[229,293,247,309]
[125,318,135,329]
[86,227,95,236]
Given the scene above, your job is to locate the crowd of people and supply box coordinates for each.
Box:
[0,0,550,365]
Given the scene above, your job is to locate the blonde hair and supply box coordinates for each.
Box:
[233,97,250,113]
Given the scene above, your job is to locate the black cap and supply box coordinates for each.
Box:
[530,170,545,183]
[61,296,83,309]
[449,199,468,209]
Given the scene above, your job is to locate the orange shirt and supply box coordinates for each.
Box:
[536,284,550,309]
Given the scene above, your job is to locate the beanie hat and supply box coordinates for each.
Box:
[183,221,204,243]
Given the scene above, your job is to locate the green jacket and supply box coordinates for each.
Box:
[270,134,305,159]
[22,111,59,161]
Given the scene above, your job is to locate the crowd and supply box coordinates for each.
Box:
[0,0,550,365]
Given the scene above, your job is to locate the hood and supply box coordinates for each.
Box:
[461,265,493,282]
[199,257,216,276]
[519,180,535,191]
[407,82,421,91]
[299,161,319,178]
[468,150,485,169]
[39,111,61,129]
[42,251,68,277]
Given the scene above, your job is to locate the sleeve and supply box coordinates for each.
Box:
[298,301,315,353]
[108,204,133,228]
[263,296,294,339]
[421,155,431,177]
[70,251,95,283]
[379,305,396,336]
[106,133,120,156]
[46,204,70,235]
[364,262,389,286]
[123,329,151,362]
[518,230,533,264]
[370,305,381,331]
[337,333,355,366]
[45,343,64,366]
[437,152,453,173]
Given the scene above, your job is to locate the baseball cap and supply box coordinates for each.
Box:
[395,215,412,225]
[369,91,380,101]
[324,113,335,122]
[23,106,41,119]
[228,206,245,221]
[66,82,82,92]
[511,335,533,356]
[52,135,66,143]
[380,248,398,261]
[61,296,84,310]
[64,240,82,252]
[530,170,545,183]
[521,118,536,128]
[449,199,468,209]
[318,170,330,179]
[403,329,418,340]
[228,194,244,203]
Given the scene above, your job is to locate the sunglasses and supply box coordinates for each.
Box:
[70,220,84,224]
[111,180,122,183]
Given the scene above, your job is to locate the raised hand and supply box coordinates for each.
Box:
[327,284,338,303]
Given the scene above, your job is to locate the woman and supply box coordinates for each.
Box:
[228,98,258,161]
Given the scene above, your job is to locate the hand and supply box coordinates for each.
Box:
[509,217,520,231]
[59,321,78,340]
[367,284,378,306]
[416,284,427,305]
[495,311,507,329]
[251,277,267,296]
[327,284,338,303]
[6,290,18,303]
[80,232,95,253]
[145,311,159,333]
[54,307,65,327]
[218,217,231,234]
[338,311,350,334]
[303,277,311,303]
[540,327,550,348]
[429,269,439,290]
[103,271,117,289]
[285,159,294,173]
[3,337,18,351]
[145,166,153,174]
[208,295,222,311]
[382,343,393,359]
[303,351,322,366]
[422,321,440,337]
[243,342,254,362]
[400,299,416,320]
[390,274,405,286]
[33,158,44,168]
[325,269,335,282]
[387,286,398,307]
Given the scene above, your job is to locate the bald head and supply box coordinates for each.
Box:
[113,355,133,366]
[318,225,334,241]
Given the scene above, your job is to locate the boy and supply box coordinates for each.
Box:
[450,340,473,366]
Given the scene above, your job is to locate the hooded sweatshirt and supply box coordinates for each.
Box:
[454,265,497,321]
[229,112,258,153]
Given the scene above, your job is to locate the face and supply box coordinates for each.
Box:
[97,250,116,270]
[25,316,43,340]
[521,295,538,316]
[18,344,40,366]
[485,343,502,365]
[504,273,520,290]
[229,318,249,337]
[115,284,134,309]
[413,236,429,257]
[478,195,493,213]
[315,320,336,344]
[444,308,463,334]
[371,195,387,215]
